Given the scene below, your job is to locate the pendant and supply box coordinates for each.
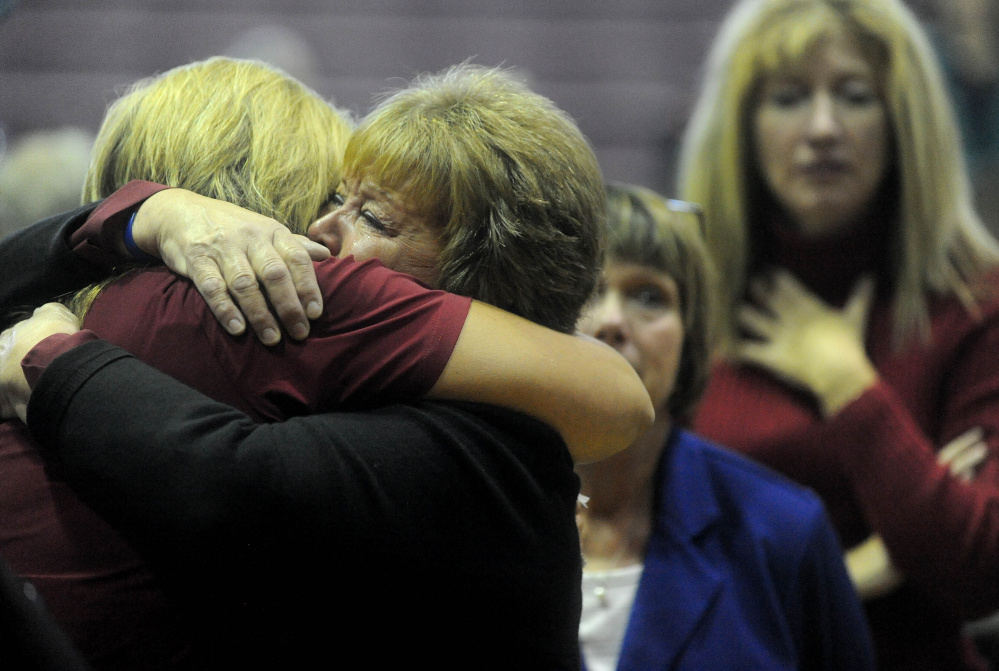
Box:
[594,583,608,608]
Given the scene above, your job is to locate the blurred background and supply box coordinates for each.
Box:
[4,0,993,235]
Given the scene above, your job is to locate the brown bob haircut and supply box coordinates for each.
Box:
[604,183,717,425]
[341,64,606,333]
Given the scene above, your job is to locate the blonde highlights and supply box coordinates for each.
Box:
[84,57,351,235]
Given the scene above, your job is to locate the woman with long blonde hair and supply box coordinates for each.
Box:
[681,0,999,668]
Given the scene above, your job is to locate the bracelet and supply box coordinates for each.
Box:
[123,211,157,262]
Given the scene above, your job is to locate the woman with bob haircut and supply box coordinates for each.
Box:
[0,59,650,667]
[309,63,605,334]
[576,183,874,670]
[680,0,999,668]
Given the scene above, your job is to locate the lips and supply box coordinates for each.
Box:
[800,159,848,180]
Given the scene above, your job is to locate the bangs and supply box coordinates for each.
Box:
[342,112,447,221]
[606,187,700,285]
[749,6,887,82]
[755,8,843,76]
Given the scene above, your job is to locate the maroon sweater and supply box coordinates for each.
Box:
[694,222,999,671]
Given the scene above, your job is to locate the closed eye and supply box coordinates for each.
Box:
[361,210,387,233]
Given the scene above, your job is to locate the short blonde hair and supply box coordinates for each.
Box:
[678,0,999,347]
[84,56,351,235]
[342,64,606,333]
[604,184,717,424]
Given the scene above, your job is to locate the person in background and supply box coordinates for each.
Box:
[679,0,999,668]
[575,182,874,671]
[0,127,93,238]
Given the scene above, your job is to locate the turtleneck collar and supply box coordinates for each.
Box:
[758,213,893,307]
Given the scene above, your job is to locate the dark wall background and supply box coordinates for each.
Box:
[0,0,940,197]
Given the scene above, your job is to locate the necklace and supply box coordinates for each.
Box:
[577,502,649,608]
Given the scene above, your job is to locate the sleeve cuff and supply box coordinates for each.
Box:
[22,330,99,389]
[69,181,172,267]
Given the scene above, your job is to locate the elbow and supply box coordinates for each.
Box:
[571,369,654,465]
[630,388,656,442]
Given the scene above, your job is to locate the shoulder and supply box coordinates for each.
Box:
[291,400,572,475]
[84,266,207,334]
[668,431,830,542]
[386,401,571,467]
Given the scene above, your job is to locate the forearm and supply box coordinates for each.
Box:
[0,181,170,318]
[831,382,999,615]
[25,339,287,559]
[0,204,102,315]
[429,301,654,463]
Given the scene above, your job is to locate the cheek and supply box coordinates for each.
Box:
[577,309,598,337]
[394,235,442,286]
[857,114,891,185]
[638,318,685,408]
[344,230,391,265]
[657,323,684,387]
[753,112,791,186]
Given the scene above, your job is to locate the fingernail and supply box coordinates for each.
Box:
[291,322,309,340]
[262,328,279,345]
[306,301,321,319]
[228,319,244,334]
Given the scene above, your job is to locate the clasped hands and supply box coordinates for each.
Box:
[133,189,331,345]
[0,303,80,423]
[735,270,879,417]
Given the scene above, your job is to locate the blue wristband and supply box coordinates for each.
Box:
[123,211,156,263]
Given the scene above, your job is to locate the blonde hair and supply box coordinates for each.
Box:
[342,64,606,333]
[84,56,350,235]
[604,184,718,424]
[72,57,351,317]
[678,0,999,347]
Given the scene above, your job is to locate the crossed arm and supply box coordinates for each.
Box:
[737,270,999,611]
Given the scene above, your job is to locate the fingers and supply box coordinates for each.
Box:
[949,446,988,481]
[937,427,984,463]
[845,275,876,329]
[295,234,332,263]
[736,303,776,340]
[0,303,80,422]
[732,340,774,371]
[186,253,253,338]
[938,427,988,481]
[272,231,326,322]
[207,232,324,345]
[146,190,328,345]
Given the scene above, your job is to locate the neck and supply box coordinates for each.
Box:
[575,416,671,570]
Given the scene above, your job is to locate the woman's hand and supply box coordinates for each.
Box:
[845,534,905,600]
[0,303,80,423]
[735,271,878,416]
[845,427,988,599]
[131,189,331,345]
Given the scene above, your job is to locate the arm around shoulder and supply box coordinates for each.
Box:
[428,301,654,463]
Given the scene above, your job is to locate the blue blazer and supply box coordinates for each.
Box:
[587,430,875,671]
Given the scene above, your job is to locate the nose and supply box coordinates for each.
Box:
[308,207,350,256]
[587,293,628,348]
[806,92,841,143]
